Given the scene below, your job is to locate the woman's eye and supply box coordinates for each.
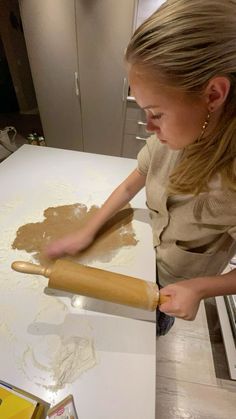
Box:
[151,113,163,120]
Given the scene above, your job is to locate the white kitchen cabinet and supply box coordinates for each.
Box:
[75,0,136,156]
[19,0,137,156]
[19,0,84,152]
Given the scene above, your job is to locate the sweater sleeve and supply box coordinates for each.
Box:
[228,226,236,241]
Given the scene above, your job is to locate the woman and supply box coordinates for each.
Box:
[46,0,236,334]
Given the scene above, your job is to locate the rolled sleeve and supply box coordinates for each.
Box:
[229,226,236,241]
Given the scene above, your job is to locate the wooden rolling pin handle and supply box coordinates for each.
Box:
[11,261,51,278]
[158,293,170,306]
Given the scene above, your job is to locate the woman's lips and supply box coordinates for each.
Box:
[158,136,167,143]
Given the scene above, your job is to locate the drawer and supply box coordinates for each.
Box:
[122,133,147,159]
[124,118,148,136]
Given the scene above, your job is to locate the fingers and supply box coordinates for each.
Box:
[159,302,198,321]
[45,236,73,258]
[45,233,86,259]
[45,241,66,259]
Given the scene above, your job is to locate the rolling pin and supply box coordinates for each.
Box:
[11,259,169,311]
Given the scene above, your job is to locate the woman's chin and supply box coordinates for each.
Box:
[157,136,168,145]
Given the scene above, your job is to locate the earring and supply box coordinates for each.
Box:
[199,112,210,141]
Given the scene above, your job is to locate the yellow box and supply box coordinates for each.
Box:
[0,385,37,419]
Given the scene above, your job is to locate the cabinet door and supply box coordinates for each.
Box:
[19,0,83,151]
[75,0,136,156]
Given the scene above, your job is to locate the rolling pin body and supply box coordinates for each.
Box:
[50,260,159,311]
[12,260,168,311]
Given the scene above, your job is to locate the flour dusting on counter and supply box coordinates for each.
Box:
[16,298,97,391]
[21,336,96,391]
[52,336,96,388]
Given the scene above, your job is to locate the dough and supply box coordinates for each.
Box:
[12,203,138,266]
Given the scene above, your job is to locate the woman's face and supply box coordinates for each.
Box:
[129,66,208,150]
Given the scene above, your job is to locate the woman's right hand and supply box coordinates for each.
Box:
[45,169,146,259]
[45,227,95,259]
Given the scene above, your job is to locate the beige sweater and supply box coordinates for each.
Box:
[137,135,236,286]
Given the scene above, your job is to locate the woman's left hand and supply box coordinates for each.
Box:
[158,279,203,320]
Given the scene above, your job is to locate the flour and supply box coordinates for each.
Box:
[0,321,16,343]
[52,337,96,388]
[15,296,97,391]
[0,198,23,222]
[21,335,96,391]
[34,297,68,323]
[0,180,79,282]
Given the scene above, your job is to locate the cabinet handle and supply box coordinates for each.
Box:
[74,71,80,97]
[137,121,147,126]
[135,136,148,141]
[122,77,128,102]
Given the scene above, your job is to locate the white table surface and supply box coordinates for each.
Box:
[0,145,156,419]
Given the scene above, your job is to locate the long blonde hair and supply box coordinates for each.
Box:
[126,0,236,194]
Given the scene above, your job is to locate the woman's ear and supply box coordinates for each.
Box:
[204,76,231,112]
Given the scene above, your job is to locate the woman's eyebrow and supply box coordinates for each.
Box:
[142,104,160,110]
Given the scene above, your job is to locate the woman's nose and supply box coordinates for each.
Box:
[146,118,159,133]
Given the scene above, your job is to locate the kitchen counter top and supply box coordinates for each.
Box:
[0,145,156,418]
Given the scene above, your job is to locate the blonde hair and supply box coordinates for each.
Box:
[126,0,236,194]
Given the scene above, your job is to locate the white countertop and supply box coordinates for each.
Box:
[0,145,156,418]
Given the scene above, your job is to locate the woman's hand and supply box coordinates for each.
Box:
[44,170,146,259]
[45,227,95,259]
[158,278,204,320]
